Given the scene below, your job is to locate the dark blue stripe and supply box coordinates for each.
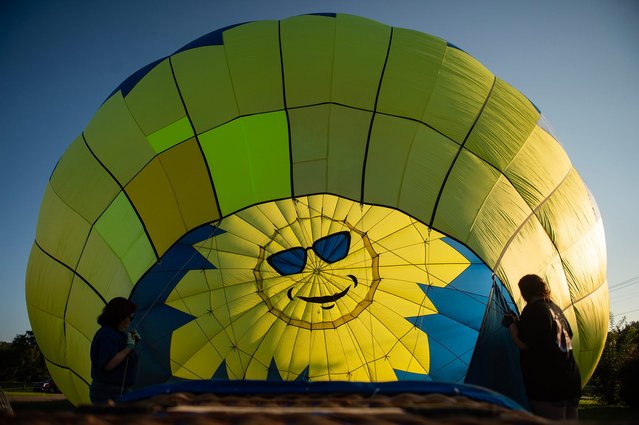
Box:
[446,41,467,53]
[120,379,524,410]
[175,22,247,53]
[112,58,166,98]
[308,12,337,17]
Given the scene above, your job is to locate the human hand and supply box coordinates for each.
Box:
[127,330,141,349]
[501,312,517,328]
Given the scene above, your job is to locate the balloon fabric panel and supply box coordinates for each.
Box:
[222,20,283,115]
[198,111,291,216]
[83,93,155,186]
[49,136,120,223]
[171,45,240,134]
[377,28,446,120]
[124,59,188,138]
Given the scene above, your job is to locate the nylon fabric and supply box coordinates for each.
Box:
[94,192,156,282]
[171,45,240,134]
[466,78,540,170]
[281,14,336,107]
[223,20,283,115]
[124,59,187,137]
[377,28,446,120]
[199,111,290,216]
[76,228,134,299]
[83,93,155,186]
[147,116,194,153]
[330,14,391,110]
[289,104,371,200]
[422,47,493,143]
[50,136,120,223]
[26,14,608,407]
[505,124,572,208]
[35,184,92,266]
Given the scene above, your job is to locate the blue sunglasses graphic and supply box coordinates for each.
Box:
[267,231,351,276]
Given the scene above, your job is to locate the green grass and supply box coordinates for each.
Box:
[579,396,639,424]
[6,391,59,397]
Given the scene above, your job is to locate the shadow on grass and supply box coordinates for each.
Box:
[10,398,74,413]
[579,400,639,424]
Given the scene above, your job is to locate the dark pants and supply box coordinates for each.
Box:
[529,397,579,420]
[89,381,129,403]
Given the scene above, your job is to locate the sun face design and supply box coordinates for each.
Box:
[254,219,380,330]
[166,194,470,382]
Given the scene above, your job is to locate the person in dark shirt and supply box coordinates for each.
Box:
[503,274,581,420]
[89,297,140,403]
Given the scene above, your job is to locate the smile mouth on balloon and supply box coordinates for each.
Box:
[287,275,358,309]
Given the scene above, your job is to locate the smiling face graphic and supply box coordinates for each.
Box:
[166,194,471,382]
[255,223,380,330]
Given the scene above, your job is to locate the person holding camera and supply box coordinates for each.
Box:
[89,297,141,403]
[502,274,581,420]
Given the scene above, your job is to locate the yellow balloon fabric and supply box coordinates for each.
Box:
[26,14,608,406]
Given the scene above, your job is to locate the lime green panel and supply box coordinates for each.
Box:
[280,14,336,108]
[94,192,156,282]
[466,176,533,269]
[505,125,572,208]
[536,168,601,252]
[50,136,120,224]
[147,116,194,153]
[84,92,156,185]
[364,115,416,207]
[76,228,134,300]
[125,59,187,136]
[545,258,576,312]
[171,45,240,134]
[199,111,291,216]
[332,14,391,110]
[466,78,540,170]
[364,115,459,223]
[45,360,87,406]
[493,214,556,302]
[65,284,100,399]
[25,244,72,365]
[36,183,91,267]
[561,219,607,301]
[433,149,501,242]
[125,156,186,256]
[377,28,446,120]
[573,283,609,385]
[495,226,572,312]
[65,319,93,386]
[66,276,104,344]
[399,125,459,225]
[223,20,283,115]
[423,47,494,143]
[159,139,220,229]
[69,369,90,406]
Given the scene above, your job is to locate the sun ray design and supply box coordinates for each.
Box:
[167,194,472,382]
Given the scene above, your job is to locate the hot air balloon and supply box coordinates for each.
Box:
[26,13,608,407]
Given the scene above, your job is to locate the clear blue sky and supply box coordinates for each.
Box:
[1,0,638,342]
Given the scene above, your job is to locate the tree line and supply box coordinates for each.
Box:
[590,318,639,407]
[0,331,49,385]
[1,321,637,406]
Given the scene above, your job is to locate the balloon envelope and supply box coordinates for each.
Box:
[26,13,608,406]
